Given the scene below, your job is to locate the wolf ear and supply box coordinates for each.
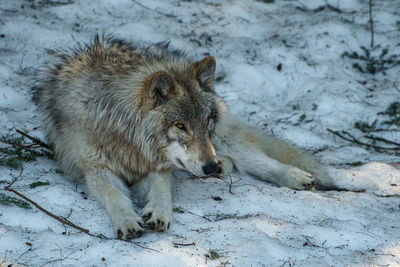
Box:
[142,71,175,103]
[193,56,216,91]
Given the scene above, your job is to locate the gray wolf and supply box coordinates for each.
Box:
[33,35,335,239]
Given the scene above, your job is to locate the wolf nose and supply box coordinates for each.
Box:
[202,162,221,175]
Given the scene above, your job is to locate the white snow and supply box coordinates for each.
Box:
[1,0,400,266]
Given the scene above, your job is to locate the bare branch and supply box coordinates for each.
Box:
[203,213,264,222]
[177,206,212,222]
[15,129,52,151]
[4,185,90,234]
[131,0,177,18]
[368,0,374,48]
[364,134,400,147]
[4,183,158,252]
[8,167,23,187]
[173,242,196,247]
[327,128,400,151]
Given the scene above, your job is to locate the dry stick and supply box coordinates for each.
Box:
[0,140,41,149]
[327,128,400,151]
[178,207,212,222]
[131,0,177,18]
[215,175,241,194]
[4,184,159,252]
[173,242,196,247]
[8,167,24,188]
[15,129,52,151]
[368,0,374,48]
[4,185,90,234]
[203,213,258,222]
[361,128,400,133]
[364,135,400,147]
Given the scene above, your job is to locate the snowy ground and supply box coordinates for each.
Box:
[1,0,400,266]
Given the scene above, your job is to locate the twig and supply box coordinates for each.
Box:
[215,175,242,194]
[327,128,400,151]
[228,175,235,194]
[191,227,212,233]
[173,242,196,247]
[364,135,400,146]
[0,140,41,149]
[8,167,23,187]
[177,207,212,222]
[279,258,294,267]
[18,248,32,260]
[203,213,262,222]
[215,175,265,194]
[4,180,158,252]
[4,185,90,234]
[302,235,323,248]
[39,251,78,267]
[15,129,52,151]
[126,240,159,252]
[40,258,65,267]
[311,145,329,154]
[359,128,400,133]
[131,0,176,18]
[38,0,74,6]
[64,208,73,219]
[368,0,374,48]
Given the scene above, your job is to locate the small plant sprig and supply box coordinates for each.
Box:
[342,46,400,75]
[341,0,400,74]
[206,249,220,260]
[0,192,32,209]
[0,129,52,169]
[378,102,400,126]
[355,102,400,132]
[29,181,50,189]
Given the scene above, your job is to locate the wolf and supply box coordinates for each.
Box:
[33,35,335,239]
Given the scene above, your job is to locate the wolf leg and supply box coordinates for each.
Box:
[84,167,144,239]
[220,147,315,190]
[214,115,318,190]
[132,172,173,232]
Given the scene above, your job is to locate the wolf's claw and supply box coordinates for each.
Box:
[114,213,144,239]
[117,225,144,239]
[280,167,315,190]
[142,204,172,232]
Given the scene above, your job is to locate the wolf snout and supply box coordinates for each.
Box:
[202,161,222,176]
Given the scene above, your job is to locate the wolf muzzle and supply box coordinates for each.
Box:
[202,161,222,176]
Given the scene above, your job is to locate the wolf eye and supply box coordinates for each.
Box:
[176,123,186,131]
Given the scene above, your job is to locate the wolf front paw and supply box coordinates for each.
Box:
[280,167,315,190]
[114,215,144,239]
[141,202,172,232]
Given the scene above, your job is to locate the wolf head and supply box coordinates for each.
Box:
[140,56,225,177]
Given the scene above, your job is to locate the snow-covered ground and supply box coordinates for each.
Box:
[1,0,400,266]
